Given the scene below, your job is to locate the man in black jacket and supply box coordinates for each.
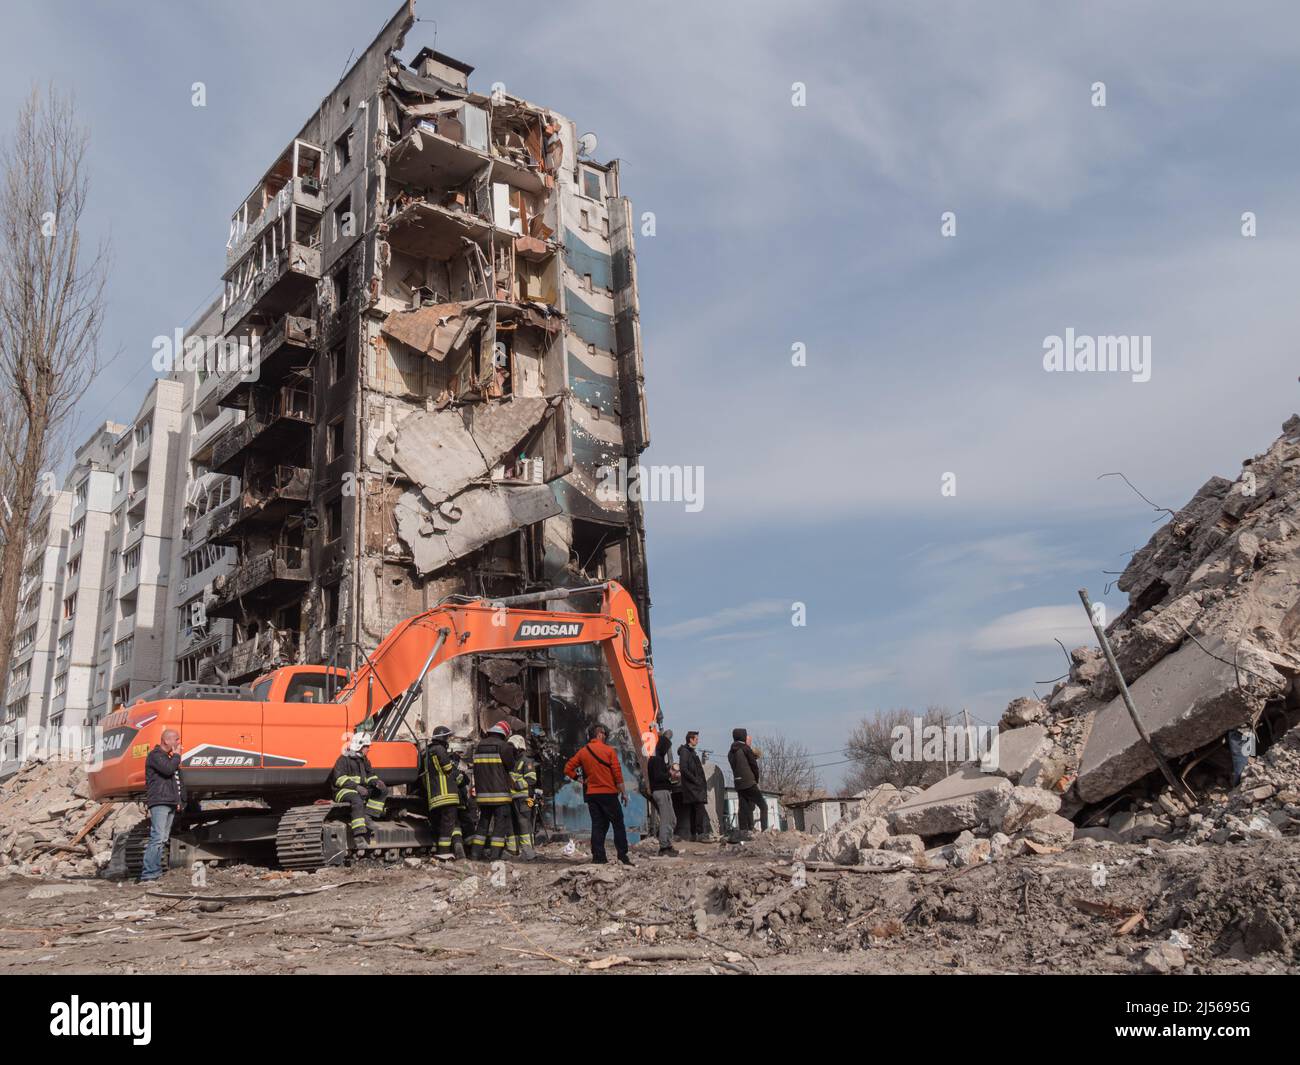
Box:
[727,728,768,839]
[140,728,184,882]
[648,730,678,856]
[678,731,710,841]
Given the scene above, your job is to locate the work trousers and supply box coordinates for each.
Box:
[428,805,460,854]
[684,801,708,839]
[471,803,513,858]
[652,789,676,848]
[737,786,768,832]
[586,793,628,863]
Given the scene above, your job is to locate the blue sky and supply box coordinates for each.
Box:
[4,1,1300,786]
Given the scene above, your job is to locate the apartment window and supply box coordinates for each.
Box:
[580,165,604,202]
[328,419,345,462]
[110,685,129,709]
[67,555,80,580]
[114,635,134,667]
[325,582,341,627]
[123,546,141,573]
[580,209,590,232]
[135,418,151,446]
[333,263,351,306]
[333,127,353,173]
[329,342,345,385]
[53,672,67,697]
[326,497,343,543]
[73,479,89,507]
[62,594,76,620]
[56,634,71,660]
[71,518,85,541]
[96,670,106,693]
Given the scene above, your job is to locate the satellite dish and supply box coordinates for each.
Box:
[577,132,598,158]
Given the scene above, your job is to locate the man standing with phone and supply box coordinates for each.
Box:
[140,728,184,882]
[564,723,632,866]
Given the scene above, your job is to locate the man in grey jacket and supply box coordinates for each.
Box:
[140,728,184,882]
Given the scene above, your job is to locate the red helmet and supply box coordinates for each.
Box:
[494,720,513,736]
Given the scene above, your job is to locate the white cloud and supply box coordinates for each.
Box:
[970,605,1095,653]
[656,599,788,639]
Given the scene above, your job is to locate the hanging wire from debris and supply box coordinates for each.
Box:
[1097,471,1177,523]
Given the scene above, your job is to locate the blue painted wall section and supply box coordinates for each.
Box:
[564,228,615,292]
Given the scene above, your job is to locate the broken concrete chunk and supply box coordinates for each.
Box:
[1091,593,1202,700]
[880,833,924,854]
[889,766,1012,837]
[1076,637,1286,803]
[991,786,1062,834]
[1000,697,1046,729]
[980,723,1051,781]
[395,483,562,575]
[1021,813,1075,848]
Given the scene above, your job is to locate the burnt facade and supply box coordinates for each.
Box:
[200,2,650,759]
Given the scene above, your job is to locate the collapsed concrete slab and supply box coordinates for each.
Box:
[377,396,555,506]
[1076,636,1287,803]
[889,766,1012,837]
[395,483,562,574]
[1091,593,1202,700]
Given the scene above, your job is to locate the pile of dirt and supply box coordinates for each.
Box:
[0,760,143,878]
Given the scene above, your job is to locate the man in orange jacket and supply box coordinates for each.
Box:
[564,723,633,866]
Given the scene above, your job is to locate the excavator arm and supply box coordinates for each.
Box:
[332,581,662,781]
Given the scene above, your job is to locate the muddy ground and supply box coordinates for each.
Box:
[1,830,1296,975]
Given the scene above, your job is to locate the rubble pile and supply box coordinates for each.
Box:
[0,761,143,879]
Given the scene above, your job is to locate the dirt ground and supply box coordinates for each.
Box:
[1,829,1296,975]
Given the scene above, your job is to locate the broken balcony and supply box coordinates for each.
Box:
[208,465,311,544]
[214,314,316,411]
[210,383,315,476]
[206,627,298,686]
[206,546,310,620]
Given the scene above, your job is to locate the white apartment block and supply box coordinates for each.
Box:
[88,379,186,722]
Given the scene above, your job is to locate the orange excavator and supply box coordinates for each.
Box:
[89,582,661,873]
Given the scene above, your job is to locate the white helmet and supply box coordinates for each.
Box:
[507,734,526,751]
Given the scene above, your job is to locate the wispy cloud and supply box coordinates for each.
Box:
[656,599,787,640]
[970,605,1095,653]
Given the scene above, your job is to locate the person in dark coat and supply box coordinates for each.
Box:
[647,730,678,855]
[678,731,710,841]
[140,728,184,882]
[728,728,768,838]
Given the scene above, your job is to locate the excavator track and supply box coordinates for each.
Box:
[275,805,348,871]
[121,818,161,879]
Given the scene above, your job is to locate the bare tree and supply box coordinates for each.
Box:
[752,733,819,801]
[0,86,107,704]
[842,707,953,793]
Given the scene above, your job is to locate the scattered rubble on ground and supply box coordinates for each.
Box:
[0,760,143,879]
[5,418,1300,973]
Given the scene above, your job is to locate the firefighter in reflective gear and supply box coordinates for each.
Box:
[455,753,477,844]
[506,733,538,861]
[421,726,464,860]
[332,731,388,840]
[469,722,517,860]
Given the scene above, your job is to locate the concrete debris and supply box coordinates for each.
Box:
[1000,697,1046,730]
[0,760,143,879]
[981,722,1051,781]
[395,482,562,574]
[991,786,1062,834]
[889,766,1012,837]
[377,395,555,509]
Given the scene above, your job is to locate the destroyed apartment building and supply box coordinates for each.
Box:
[187,3,650,768]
